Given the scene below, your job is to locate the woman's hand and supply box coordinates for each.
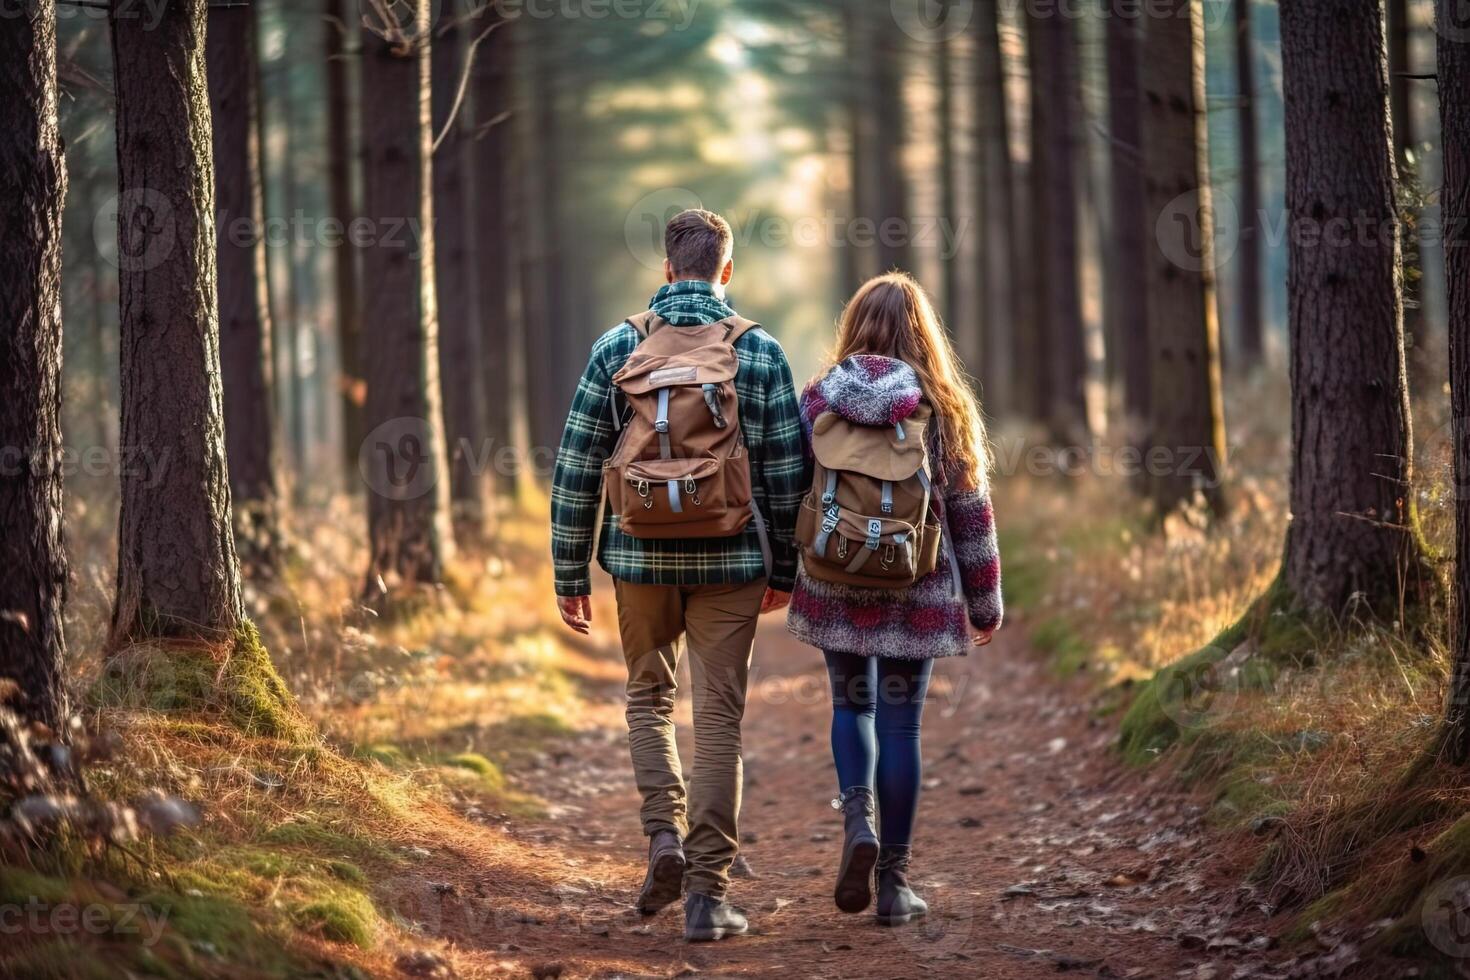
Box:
[972,628,995,648]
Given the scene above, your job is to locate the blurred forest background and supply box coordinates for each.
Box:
[8,0,1470,975]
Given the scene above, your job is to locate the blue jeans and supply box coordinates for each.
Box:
[823,651,934,848]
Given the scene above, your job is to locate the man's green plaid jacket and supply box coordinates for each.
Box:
[550,282,807,597]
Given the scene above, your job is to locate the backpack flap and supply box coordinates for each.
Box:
[612,332,739,396]
[810,410,929,482]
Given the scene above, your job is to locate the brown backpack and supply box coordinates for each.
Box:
[604,311,763,542]
[794,403,943,588]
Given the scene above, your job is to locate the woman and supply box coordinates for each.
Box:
[786,272,1003,925]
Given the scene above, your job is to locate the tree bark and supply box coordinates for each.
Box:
[870,16,910,274]
[1278,0,1424,617]
[208,0,280,576]
[359,0,453,592]
[472,9,517,490]
[109,0,244,645]
[937,33,960,330]
[1140,0,1227,516]
[974,0,1014,415]
[326,0,363,473]
[1028,5,1088,440]
[0,1,68,726]
[1437,0,1470,760]
[432,2,490,541]
[1388,0,1413,166]
[1105,3,1150,448]
[1234,0,1265,368]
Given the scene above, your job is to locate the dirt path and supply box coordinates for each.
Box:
[387,616,1295,979]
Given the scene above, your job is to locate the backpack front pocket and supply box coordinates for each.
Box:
[608,452,752,538]
[796,496,937,587]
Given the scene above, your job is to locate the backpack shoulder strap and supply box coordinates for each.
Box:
[718,315,762,345]
[624,311,666,339]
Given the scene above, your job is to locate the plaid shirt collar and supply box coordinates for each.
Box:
[649,279,736,326]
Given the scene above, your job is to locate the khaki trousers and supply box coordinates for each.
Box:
[613,576,766,899]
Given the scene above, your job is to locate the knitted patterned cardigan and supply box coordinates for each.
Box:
[785,355,1003,660]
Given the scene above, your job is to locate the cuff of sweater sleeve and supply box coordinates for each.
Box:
[555,569,591,598]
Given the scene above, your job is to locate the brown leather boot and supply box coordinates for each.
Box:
[833,787,879,913]
[875,846,928,926]
[636,829,686,915]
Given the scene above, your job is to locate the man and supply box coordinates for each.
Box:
[550,209,806,941]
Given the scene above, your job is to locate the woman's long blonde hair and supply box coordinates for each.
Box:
[830,272,990,490]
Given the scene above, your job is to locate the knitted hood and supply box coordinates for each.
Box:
[805,354,923,428]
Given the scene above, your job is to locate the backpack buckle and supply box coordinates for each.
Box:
[821,505,840,534]
[654,420,670,434]
[636,480,650,498]
[865,519,883,550]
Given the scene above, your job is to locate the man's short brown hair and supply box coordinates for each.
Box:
[664,209,733,281]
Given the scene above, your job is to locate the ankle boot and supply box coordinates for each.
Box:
[636,829,686,915]
[832,787,879,913]
[875,846,928,925]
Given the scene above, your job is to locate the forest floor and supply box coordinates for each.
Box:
[361,595,1307,980]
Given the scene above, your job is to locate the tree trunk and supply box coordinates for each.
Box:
[845,6,876,286]
[1234,0,1265,368]
[866,15,910,275]
[472,9,517,491]
[1029,5,1087,440]
[974,0,1014,414]
[1278,0,1424,617]
[326,0,363,473]
[1140,0,1227,516]
[432,3,490,541]
[0,1,68,726]
[1105,3,1150,448]
[1388,0,1413,166]
[208,0,280,576]
[937,33,960,330]
[1013,6,1046,421]
[1437,0,1470,761]
[279,86,307,495]
[359,0,453,592]
[109,0,244,645]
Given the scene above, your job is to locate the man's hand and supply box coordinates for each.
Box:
[760,589,792,615]
[972,628,995,648]
[557,595,592,634]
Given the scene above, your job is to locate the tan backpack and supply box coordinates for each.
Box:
[795,403,943,588]
[604,311,761,541]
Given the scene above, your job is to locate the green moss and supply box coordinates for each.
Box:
[485,711,574,744]
[444,752,506,790]
[359,743,407,767]
[260,819,397,866]
[220,623,312,742]
[1118,575,1296,765]
[139,888,288,972]
[90,622,312,744]
[1030,615,1091,676]
[0,868,76,906]
[290,887,377,948]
